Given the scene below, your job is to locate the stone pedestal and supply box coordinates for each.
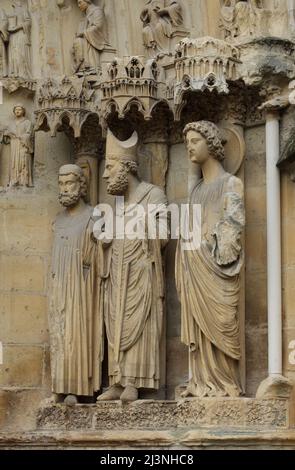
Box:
[0,391,7,428]
[37,398,290,431]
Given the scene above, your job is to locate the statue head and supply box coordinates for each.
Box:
[13,104,26,118]
[103,130,139,196]
[77,0,92,13]
[58,164,87,207]
[183,121,225,165]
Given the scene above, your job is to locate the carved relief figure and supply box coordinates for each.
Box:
[8,0,31,79]
[220,0,265,39]
[3,105,34,187]
[97,130,168,402]
[140,0,183,55]
[0,8,8,77]
[176,121,245,398]
[49,164,103,404]
[73,0,107,74]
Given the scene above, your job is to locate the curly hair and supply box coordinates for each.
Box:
[13,104,26,116]
[123,160,139,176]
[183,121,225,162]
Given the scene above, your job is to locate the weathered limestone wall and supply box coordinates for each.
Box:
[0,0,290,81]
[0,0,295,436]
[0,95,71,428]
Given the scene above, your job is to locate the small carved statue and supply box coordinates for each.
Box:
[49,164,103,405]
[0,8,8,77]
[140,0,183,55]
[176,121,245,398]
[97,130,168,403]
[7,0,32,79]
[2,104,34,188]
[220,0,265,39]
[73,0,107,74]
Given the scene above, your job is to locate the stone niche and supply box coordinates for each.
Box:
[0,0,295,450]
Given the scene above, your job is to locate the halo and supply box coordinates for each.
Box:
[219,123,245,175]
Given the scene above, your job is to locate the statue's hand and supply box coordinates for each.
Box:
[8,26,22,33]
[6,131,15,139]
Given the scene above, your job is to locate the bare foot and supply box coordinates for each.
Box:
[97,385,123,401]
[120,385,138,403]
[64,394,78,406]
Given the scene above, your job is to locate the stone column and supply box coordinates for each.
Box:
[288,0,295,30]
[256,103,292,399]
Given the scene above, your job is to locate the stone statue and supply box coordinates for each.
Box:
[140,0,183,55]
[3,105,34,188]
[176,121,245,398]
[49,164,103,405]
[97,130,168,403]
[73,0,107,74]
[0,8,8,77]
[7,0,31,79]
[220,0,265,39]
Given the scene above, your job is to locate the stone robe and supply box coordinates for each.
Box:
[176,173,245,397]
[73,3,106,72]
[9,117,33,187]
[49,205,103,396]
[8,4,31,78]
[103,182,168,390]
[0,9,8,77]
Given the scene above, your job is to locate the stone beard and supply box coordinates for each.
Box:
[176,121,245,398]
[49,165,103,399]
[99,131,168,401]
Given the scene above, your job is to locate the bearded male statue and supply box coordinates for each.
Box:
[97,130,168,403]
[49,164,103,405]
